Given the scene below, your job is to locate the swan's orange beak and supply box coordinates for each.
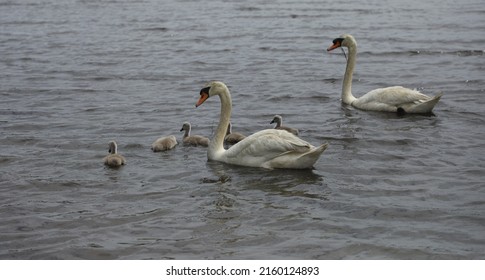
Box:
[196,92,209,107]
[327,41,341,52]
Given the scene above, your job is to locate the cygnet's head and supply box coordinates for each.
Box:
[180,122,191,132]
[270,115,282,125]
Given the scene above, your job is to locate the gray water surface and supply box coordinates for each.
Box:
[1,0,484,259]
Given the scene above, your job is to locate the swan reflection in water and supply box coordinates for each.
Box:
[203,161,329,200]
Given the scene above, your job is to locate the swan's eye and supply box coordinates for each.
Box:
[196,87,211,107]
[200,86,211,96]
[333,38,344,45]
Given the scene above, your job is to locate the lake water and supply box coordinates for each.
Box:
[1,0,484,259]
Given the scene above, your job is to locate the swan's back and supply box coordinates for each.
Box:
[276,126,299,136]
[354,86,443,113]
[217,129,327,169]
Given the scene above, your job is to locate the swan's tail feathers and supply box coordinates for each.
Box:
[315,143,329,154]
[267,143,329,169]
[431,92,443,103]
[408,92,443,114]
[298,143,329,169]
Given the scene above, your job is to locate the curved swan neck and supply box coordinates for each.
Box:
[109,141,117,154]
[275,117,282,127]
[272,115,282,128]
[209,87,232,159]
[342,44,357,105]
[181,123,191,138]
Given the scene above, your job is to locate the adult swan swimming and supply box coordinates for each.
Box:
[327,34,442,114]
[195,81,328,169]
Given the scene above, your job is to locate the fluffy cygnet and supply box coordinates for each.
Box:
[152,135,178,152]
[270,115,299,135]
[103,140,126,167]
[224,122,246,145]
[180,122,210,147]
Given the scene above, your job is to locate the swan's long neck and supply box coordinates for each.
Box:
[183,126,190,138]
[209,89,232,160]
[109,142,117,154]
[342,44,357,105]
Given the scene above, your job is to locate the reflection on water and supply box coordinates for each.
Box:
[205,161,326,195]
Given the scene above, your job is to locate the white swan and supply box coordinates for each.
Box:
[152,135,178,152]
[180,122,210,147]
[327,34,442,113]
[195,81,328,169]
[224,122,246,145]
[270,115,299,135]
[103,141,126,167]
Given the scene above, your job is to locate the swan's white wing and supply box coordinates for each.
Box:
[360,86,431,105]
[223,129,312,161]
[353,86,435,112]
